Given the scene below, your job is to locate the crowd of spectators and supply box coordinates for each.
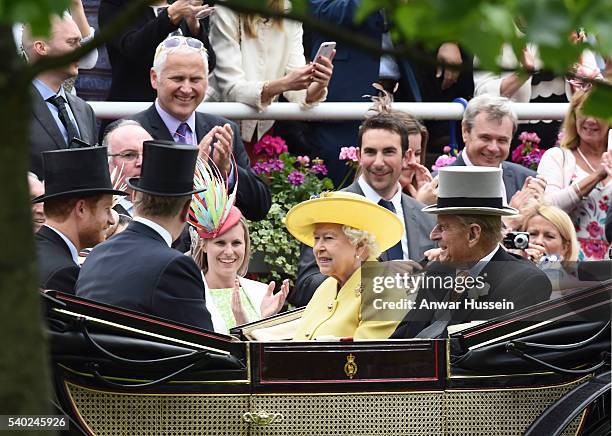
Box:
[25,1,611,340]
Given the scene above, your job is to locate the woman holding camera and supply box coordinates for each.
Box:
[537,89,612,260]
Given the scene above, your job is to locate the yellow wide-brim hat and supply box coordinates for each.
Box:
[284,191,404,251]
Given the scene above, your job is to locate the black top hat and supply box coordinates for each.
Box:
[32,146,128,203]
[127,140,205,196]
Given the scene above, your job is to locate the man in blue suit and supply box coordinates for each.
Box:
[76,140,213,330]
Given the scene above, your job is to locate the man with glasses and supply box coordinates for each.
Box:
[129,35,271,222]
[103,119,152,216]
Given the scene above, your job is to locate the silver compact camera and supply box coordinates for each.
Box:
[502,231,530,250]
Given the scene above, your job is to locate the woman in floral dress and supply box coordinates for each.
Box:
[537,89,612,260]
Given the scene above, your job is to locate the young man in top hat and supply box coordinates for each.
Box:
[128,35,271,221]
[391,166,552,339]
[290,113,436,307]
[75,140,213,330]
[34,147,127,294]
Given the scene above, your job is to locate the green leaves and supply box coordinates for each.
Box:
[582,85,612,122]
[0,0,70,36]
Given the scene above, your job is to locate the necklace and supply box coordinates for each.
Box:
[576,147,598,173]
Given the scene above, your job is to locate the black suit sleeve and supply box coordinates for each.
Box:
[512,271,552,309]
[181,16,215,72]
[99,1,178,61]
[42,266,80,295]
[153,255,213,330]
[228,121,272,221]
[290,243,327,307]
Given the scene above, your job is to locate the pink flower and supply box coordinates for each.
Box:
[599,199,609,212]
[581,239,608,260]
[253,135,288,158]
[518,131,541,145]
[287,171,305,186]
[586,221,603,238]
[432,155,457,171]
[443,145,451,154]
[339,146,359,162]
[297,155,310,166]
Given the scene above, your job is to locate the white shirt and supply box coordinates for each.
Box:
[116,197,134,216]
[45,224,79,265]
[358,176,409,260]
[133,216,173,247]
[461,150,508,206]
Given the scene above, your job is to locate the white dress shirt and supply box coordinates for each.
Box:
[358,176,409,259]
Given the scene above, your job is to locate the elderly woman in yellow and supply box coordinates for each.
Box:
[285,192,405,340]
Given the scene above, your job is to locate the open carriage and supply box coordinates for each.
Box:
[44,279,611,435]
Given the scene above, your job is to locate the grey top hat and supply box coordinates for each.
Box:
[422,166,518,216]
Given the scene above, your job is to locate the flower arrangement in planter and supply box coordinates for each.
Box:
[511,131,545,171]
[248,134,334,283]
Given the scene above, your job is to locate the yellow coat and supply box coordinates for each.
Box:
[292,267,400,340]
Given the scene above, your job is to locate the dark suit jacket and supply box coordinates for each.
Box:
[391,247,552,338]
[29,86,97,178]
[99,0,215,104]
[35,226,80,294]
[288,181,437,307]
[450,153,536,202]
[131,104,271,221]
[75,221,213,330]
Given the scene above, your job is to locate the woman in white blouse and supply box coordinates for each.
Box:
[206,0,334,143]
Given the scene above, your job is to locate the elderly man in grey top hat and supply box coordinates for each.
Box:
[391,166,552,339]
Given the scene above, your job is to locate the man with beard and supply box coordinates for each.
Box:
[34,147,127,293]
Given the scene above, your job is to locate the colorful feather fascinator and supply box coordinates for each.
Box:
[188,157,242,239]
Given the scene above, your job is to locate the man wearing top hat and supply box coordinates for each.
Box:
[75,140,213,331]
[391,166,552,339]
[34,147,127,294]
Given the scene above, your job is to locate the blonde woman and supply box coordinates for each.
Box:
[207,0,334,143]
[537,89,612,260]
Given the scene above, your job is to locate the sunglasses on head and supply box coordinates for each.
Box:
[159,36,206,53]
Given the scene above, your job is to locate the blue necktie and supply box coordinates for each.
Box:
[378,199,403,260]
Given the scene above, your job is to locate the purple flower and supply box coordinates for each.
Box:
[252,162,271,175]
[287,171,305,186]
[310,163,328,175]
[268,159,284,172]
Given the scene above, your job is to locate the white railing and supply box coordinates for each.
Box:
[89,101,569,121]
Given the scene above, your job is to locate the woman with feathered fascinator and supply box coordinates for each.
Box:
[189,157,288,333]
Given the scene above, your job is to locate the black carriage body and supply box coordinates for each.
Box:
[44,281,612,435]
